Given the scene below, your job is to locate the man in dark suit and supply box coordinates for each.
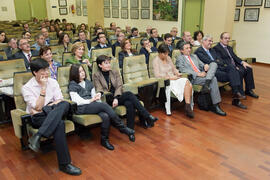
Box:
[139,38,157,64]
[128,27,139,39]
[170,27,181,44]
[112,32,125,57]
[149,28,163,47]
[176,31,195,49]
[4,37,18,59]
[73,30,91,51]
[213,32,258,99]
[41,27,50,45]
[93,32,111,49]
[195,35,247,109]
[91,27,103,42]
[163,33,175,57]
[11,39,39,70]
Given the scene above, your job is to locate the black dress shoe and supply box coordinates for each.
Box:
[129,134,135,142]
[146,115,158,127]
[28,133,41,152]
[119,127,135,136]
[212,105,226,116]
[245,90,259,98]
[232,100,247,109]
[139,119,148,129]
[59,164,82,175]
[232,92,246,100]
[101,139,114,150]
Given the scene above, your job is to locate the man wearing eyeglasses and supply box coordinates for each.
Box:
[170,27,181,44]
[163,33,175,57]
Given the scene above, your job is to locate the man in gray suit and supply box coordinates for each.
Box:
[176,42,226,116]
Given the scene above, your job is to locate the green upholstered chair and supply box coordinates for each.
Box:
[50,45,64,63]
[115,46,121,59]
[0,43,8,51]
[50,39,59,46]
[91,47,112,61]
[156,41,163,48]
[62,52,73,65]
[48,32,57,40]
[11,71,75,150]
[0,50,7,60]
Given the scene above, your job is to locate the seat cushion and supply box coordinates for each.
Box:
[114,105,126,116]
[72,114,102,126]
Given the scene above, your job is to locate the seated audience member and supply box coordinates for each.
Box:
[112,32,125,57]
[4,38,18,59]
[213,32,258,99]
[44,19,50,28]
[94,21,101,30]
[0,31,8,43]
[118,39,138,69]
[109,22,117,32]
[139,38,157,64]
[153,44,193,117]
[41,27,50,45]
[176,31,195,49]
[93,55,158,134]
[66,42,91,68]
[146,26,152,38]
[109,27,121,42]
[40,46,61,80]
[125,25,132,35]
[22,31,32,41]
[58,33,72,52]
[31,34,45,51]
[79,23,90,38]
[11,39,39,69]
[93,32,111,49]
[176,42,226,116]
[193,31,204,46]
[68,64,135,149]
[128,27,139,39]
[149,28,163,47]
[22,58,81,175]
[23,23,31,32]
[33,17,39,24]
[91,27,103,42]
[170,27,181,43]
[40,22,46,30]
[49,25,56,32]
[73,30,91,51]
[62,18,67,25]
[195,35,247,109]
[163,33,175,57]
[50,20,55,26]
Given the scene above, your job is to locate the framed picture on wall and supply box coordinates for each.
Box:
[59,8,68,15]
[236,0,243,7]
[104,0,110,7]
[141,0,150,8]
[83,7,88,16]
[130,9,139,19]
[121,9,128,19]
[121,0,128,8]
[265,0,270,8]
[112,0,119,7]
[104,8,111,18]
[131,0,139,8]
[244,8,260,21]
[244,0,263,6]
[234,9,240,21]
[59,0,67,7]
[141,9,150,19]
[112,8,119,18]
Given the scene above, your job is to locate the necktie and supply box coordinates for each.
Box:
[187,56,200,73]
[224,46,235,66]
[27,54,32,62]
[206,50,214,61]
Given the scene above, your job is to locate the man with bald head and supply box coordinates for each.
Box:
[213,32,258,100]
[170,27,181,43]
[176,31,194,49]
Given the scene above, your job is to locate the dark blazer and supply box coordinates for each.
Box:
[112,41,120,57]
[168,44,175,57]
[139,47,158,64]
[149,37,163,47]
[73,39,91,50]
[68,79,94,100]
[4,47,14,59]
[213,43,242,66]
[11,50,39,69]
[94,43,111,50]
[93,70,123,97]
[118,51,138,69]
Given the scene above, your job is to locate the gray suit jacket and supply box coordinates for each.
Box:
[175,54,205,80]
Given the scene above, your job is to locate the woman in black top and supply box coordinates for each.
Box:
[93,55,158,142]
[118,38,138,69]
[68,64,135,150]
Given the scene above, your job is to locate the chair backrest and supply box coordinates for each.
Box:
[229,40,237,54]
[156,41,163,48]
[50,45,64,63]
[13,71,33,110]
[48,32,57,40]
[130,37,142,48]
[91,48,112,61]
[122,55,149,84]
[0,50,7,60]
[62,52,73,65]
[0,43,8,51]
[174,39,181,46]
[115,46,121,59]
[0,59,26,79]
[82,42,89,57]
[91,41,98,48]
[172,49,180,65]
[148,52,158,78]
[57,64,90,99]
[191,46,200,54]
[50,39,59,46]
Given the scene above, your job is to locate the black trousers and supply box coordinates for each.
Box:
[31,101,71,166]
[215,64,242,94]
[117,91,150,129]
[237,65,255,93]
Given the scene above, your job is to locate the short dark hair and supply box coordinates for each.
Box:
[158,44,170,54]
[131,27,138,33]
[164,33,172,40]
[39,46,51,56]
[69,64,86,83]
[140,38,148,46]
[97,32,106,39]
[78,30,86,36]
[150,28,156,34]
[30,58,49,76]
[220,32,228,39]
[193,31,204,41]
[179,42,190,51]
[96,55,111,71]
